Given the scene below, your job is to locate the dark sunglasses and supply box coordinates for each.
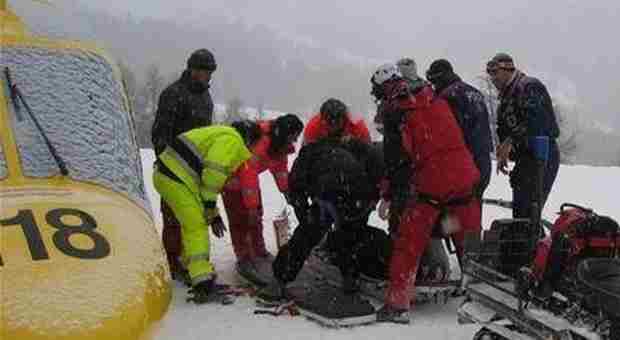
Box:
[486,68,499,76]
[486,67,516,77]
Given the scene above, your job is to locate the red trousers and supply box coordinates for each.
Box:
[160,200,183,272]
[222,189,268,262]
[386,197,481,309]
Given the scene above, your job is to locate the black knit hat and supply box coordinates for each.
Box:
[187,49,217,71]
[273,114,304,139]
[320,98,348,125]
[232,119,261,146]
[490,52,514,64]
[269,114,304,154]
[426,59,454,83]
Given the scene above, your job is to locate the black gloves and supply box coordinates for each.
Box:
[211,215,227,238]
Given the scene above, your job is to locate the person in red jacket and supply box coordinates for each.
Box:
[370,63,482,324]
[302,98,370,145]
[222,114,304,284]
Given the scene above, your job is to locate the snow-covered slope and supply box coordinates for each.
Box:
[140,149,618,339]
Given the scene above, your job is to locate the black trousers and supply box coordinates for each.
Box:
[273,203,371,284]
[510,143,560,219]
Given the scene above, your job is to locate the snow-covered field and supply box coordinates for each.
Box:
[140,149,618,340]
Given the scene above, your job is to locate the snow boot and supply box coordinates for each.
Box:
[186,275,235,305]
[534,281,554,301]
[236,259,264,286]
[171,267,192,287]
[376,304,410,324]
[256,278,288,304]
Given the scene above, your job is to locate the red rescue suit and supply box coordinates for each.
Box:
[222,121,294,261]
[385,88,481,309]
[302,113,370,145]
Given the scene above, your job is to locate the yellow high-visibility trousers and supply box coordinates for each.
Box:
[153,170,214,285]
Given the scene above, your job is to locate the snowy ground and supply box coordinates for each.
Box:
[140,149,618,340]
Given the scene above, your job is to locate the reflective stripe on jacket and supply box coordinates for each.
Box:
[158,125,252,202]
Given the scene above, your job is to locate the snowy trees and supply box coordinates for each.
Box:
[553,98,579,164]
[474,75,500,149]
[130,64,165,147]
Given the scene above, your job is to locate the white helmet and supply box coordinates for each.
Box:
[371,63,402,86]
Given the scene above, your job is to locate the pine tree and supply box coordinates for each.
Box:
[134,64,164,147]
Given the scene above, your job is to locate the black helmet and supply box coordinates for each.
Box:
[319,98,348,126]
[187,49,217,71]
[270,114,304,155]
[425,59,454,84]
[232,119,261,146]
[273,114,304,140]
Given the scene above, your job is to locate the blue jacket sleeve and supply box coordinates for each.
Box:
[522,83,559,138]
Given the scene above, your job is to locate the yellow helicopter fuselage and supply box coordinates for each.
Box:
[0,2,171,339]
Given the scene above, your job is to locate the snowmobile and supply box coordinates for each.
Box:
[458,203,620,340]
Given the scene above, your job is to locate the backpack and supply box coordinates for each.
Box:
[533,203,620,281]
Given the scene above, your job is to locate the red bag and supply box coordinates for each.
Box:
[533,203,619,280]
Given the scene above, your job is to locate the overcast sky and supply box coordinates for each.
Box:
[70,1,620,128]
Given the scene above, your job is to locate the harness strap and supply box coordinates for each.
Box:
[417,192,474,211]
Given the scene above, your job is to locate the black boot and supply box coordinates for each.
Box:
[534,281,554,301]
[256,278,287,303]
[171,267,192,287]
[377,304,411,325]
[516,267,535,299]
[236,259,265,286]
[376,305,410,324]
[186,275,235,305]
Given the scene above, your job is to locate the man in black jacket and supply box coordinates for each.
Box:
[426,59,493,200]
[259,139,384,300]
[486,53,560,222]
[151,48,217,282]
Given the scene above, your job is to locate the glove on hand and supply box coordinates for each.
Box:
[203,201,219,223]
[211,215,227,238]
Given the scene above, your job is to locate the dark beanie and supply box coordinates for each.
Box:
[491,52,513,64]
[269,114,304,154]
[320,98,348,125]
[426,59,454,82]
[187,49,217,71]
[487,52,515,70]
[232,119,261,145]
[273,114,304,138]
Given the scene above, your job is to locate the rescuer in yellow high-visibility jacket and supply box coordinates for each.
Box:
[153,121,261,304]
